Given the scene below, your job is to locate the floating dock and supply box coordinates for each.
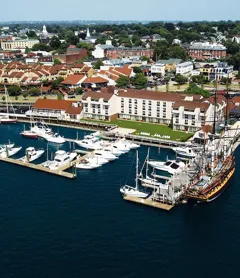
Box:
[0,151,93,179]
[123,195,173,211]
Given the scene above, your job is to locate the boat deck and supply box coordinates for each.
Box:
[123,195,173,211]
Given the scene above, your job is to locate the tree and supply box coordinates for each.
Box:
[94,59,104,69]
[175,74,188,89]
[131,73,147,89]
[2,96,5,101]
[53,58,62,65]
[116,75,130,88]
[75,87,84,94]
[8,86,21,96]
[31,43,52,52]
[49,36,61,50]
[164,76,171,92]
[22,91,29,99]
[227,52,240,70]
[51,77,64,89]
[27,87,41,96]
[133,67,143,74]
[185,82,211,98]
[25,46,30,54]
[140,56,150,63]
[57,92,63,100]
[27,30,37,38]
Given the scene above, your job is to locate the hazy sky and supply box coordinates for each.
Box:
[1,0,240,22]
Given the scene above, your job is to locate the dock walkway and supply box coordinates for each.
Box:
[123,195,173,211]
[0,150,93,179]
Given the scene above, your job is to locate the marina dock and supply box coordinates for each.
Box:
[123,195,173,211]
[0,151,93,179]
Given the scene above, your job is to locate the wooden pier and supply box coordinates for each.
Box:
[123,195,173,211]
[0,150,93,179]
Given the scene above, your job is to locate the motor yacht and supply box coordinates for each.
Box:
[148,159,185,175]
[21,147,44,162]
[43,150,77,170]
[0,146,22,158]
[46,133,65,144]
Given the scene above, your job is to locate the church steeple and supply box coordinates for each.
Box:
[86,27,91,38]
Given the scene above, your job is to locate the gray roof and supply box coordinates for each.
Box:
[189,44,226,51]
[156,58,182,65]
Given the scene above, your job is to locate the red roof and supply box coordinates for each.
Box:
[82,76,108,84]
[61,74,85,85]
[82,90,114,101]
[66,104,83,115]
[33,99,74,111]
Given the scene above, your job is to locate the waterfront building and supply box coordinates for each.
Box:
[153,58,182,73]
[32,99,83,120]
[61,74,86,89]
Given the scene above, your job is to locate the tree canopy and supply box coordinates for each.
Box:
[131,73,147,89]
[116,75,130,88]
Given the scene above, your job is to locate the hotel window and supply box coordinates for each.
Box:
[135,105,137,109]
[192,121,195,125]
[134,110,137,115]
[121,108,124,113]
[163,102,166,107]
[157,101,160,106]
[134,99,137,104]
[175,119,179,124]
[148,113,151,117]
[157,113,160,118]
[185,120,188,125]
[149,106,152,111]
[148,101,152,105]
[163,108,166,112]
[121,98,124,103]
[129,99,132,103]
[157,107,160,112]
[163,113,166,118]
[143,111,146,116]
[185,115,188,119]
[143,100,146,105]
[93,109,95,113]
[98,110,101,114]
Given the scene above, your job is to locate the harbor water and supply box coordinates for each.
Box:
[0,123,239,278]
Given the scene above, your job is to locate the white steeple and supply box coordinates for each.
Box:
[86,27,91,38]
[42,25,48,36]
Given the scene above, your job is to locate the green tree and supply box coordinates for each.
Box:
[185,83,211,97]
[133,67,143,74]
[51,77,64,89]
[75,87,84,94]
[2,95,5,101]
[116,75,130,88]
[164,76,171,92]
[57,92,63,100]
[22,91,29,99]
[31,43,52,52]
[175,74,188,89]
[49,36,61,50]
[140,56,150,63]
[131,73,147,89]
[53,58,62,65]
[25,46,30,54]
[8,86,21,96]
[27,30,37,38]
[94,59,104,69]
[27,87,41,96]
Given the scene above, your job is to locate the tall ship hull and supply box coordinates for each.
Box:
[184,155,235,203]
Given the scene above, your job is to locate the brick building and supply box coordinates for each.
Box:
[188,42,226,60]
[104,47,153,59]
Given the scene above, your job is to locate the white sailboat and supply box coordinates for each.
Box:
[20,109,38,139]
[120,151,148,198]
[0,86,17,124]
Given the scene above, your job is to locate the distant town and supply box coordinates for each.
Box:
[1,20,240,137]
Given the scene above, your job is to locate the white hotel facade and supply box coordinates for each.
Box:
[81,88,226,132]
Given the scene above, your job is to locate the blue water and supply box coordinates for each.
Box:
[0,123,240,278]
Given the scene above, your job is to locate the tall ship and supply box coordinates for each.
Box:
[183,87,236,203]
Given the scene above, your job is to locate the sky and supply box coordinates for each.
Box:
[1,0,240,22]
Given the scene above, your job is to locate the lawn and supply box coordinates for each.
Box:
[81,119,193,142]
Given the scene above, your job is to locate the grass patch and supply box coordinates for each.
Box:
[82,118,193,141]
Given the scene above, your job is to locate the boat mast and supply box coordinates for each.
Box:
[4,85,9,115]
[135,150,139,190]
